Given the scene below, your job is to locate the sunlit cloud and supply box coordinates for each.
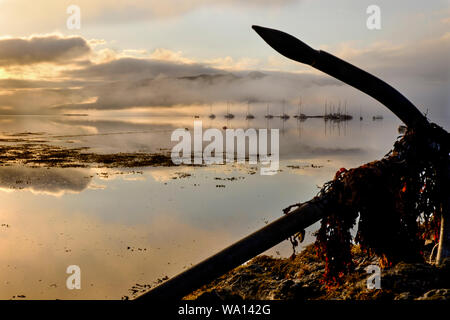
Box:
[149,48,195,64]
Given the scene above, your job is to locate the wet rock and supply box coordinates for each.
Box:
[394,292,416,300]
[0,144,174,168]
[417,289,450,300]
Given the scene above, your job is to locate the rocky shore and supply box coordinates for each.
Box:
[186,244,450,300]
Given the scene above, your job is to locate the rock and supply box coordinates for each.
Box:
[394,292,415,300]
[416,289,450,300]
[196,289,243,301]
[438,257,450,270]
[381,262,439,294]
[185,244,449,301]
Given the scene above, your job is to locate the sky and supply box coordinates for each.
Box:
[0,0,448,122]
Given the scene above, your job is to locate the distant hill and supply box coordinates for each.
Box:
[178,73,239,83]
[247,71,266,79]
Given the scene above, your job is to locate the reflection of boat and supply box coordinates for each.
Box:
[245,101,255,119]
[328,114,352,120]
[208,104,216,119]
[324,112,353,121]
[265,104,273,119]
[324,100,353,121]
[373,115,383,120]
[224,101,234,119]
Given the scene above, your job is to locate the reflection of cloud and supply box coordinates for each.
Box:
[295,145,364,156]
[0,88,91,114]
[0,195,231,299]
[88,184,106,190]
[0,167,92,196]
[284,157,363,178]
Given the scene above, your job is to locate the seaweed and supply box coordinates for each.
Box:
[307,123,449,285]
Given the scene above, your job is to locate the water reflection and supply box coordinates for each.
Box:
[0,166,92,196]
[1,113,445,299]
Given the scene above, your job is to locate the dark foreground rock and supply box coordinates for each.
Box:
[186,245,450,300]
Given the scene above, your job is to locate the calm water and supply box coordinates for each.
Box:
[0,111,447,299]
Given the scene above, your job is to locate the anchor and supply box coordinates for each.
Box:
[137,26,449,301]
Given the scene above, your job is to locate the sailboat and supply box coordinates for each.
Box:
[265,104,274,119]
[246,101,255,119]
[341,100,352,120]
[293,97,306,120]
[372,115,383,120]
[279,100,290,120]
[224,101,234,119]
[208,103,216,119]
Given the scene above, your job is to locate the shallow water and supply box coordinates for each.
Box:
[0,112,448,299]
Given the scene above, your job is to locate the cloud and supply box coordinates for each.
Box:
[0,30,448,120]
[57,31,447,112]
[44,45,339,110]
[0,78,87,89]
[0,34,90,66]
[66,57,218,80]
[205,56,261,70]
[0,0,296,31]
[330,33,450,119]
[149,48,195,64]
[56,68,340,110]
[335,33,450,83]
